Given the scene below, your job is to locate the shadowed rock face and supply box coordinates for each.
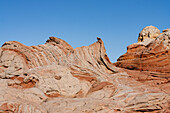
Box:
[0,29,169,113]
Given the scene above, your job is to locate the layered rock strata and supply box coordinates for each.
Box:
[114,26,170,107]
[115,26,170,73]
[0,28,169,113]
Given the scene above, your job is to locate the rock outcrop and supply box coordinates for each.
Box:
[115,26,170,73]
[137,25,160,42]
[0,28,169,113]
[114,26,170,105]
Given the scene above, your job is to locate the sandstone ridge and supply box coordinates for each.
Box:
[0,28,170,113]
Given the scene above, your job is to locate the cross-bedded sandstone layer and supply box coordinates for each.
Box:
[0,26,169,113]
[115,26,170,73]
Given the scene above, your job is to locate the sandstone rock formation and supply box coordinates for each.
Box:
[137,25,160,42]
[0,27,169,113]
[115,26,170,73]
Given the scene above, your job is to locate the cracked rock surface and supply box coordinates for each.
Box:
[0,27,170,113]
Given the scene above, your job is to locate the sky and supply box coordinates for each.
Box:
[0,0,170,62]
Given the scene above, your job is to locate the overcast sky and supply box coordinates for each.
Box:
[0,0,170,62]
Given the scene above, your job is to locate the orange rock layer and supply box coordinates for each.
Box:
[115,26,170,73]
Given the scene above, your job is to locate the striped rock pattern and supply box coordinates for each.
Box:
[0,34,169,112]
[115,26,170,73]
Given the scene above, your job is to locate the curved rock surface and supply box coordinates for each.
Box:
[115,26,170,73]
[0,32,169,113]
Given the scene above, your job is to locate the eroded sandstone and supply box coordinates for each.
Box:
[115,26,170,73]
[0,28,169,113]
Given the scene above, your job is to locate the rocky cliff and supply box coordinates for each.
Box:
[0,26,169,113]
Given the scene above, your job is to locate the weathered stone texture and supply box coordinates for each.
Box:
[115,26,170,73]
[0,27,169,113]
